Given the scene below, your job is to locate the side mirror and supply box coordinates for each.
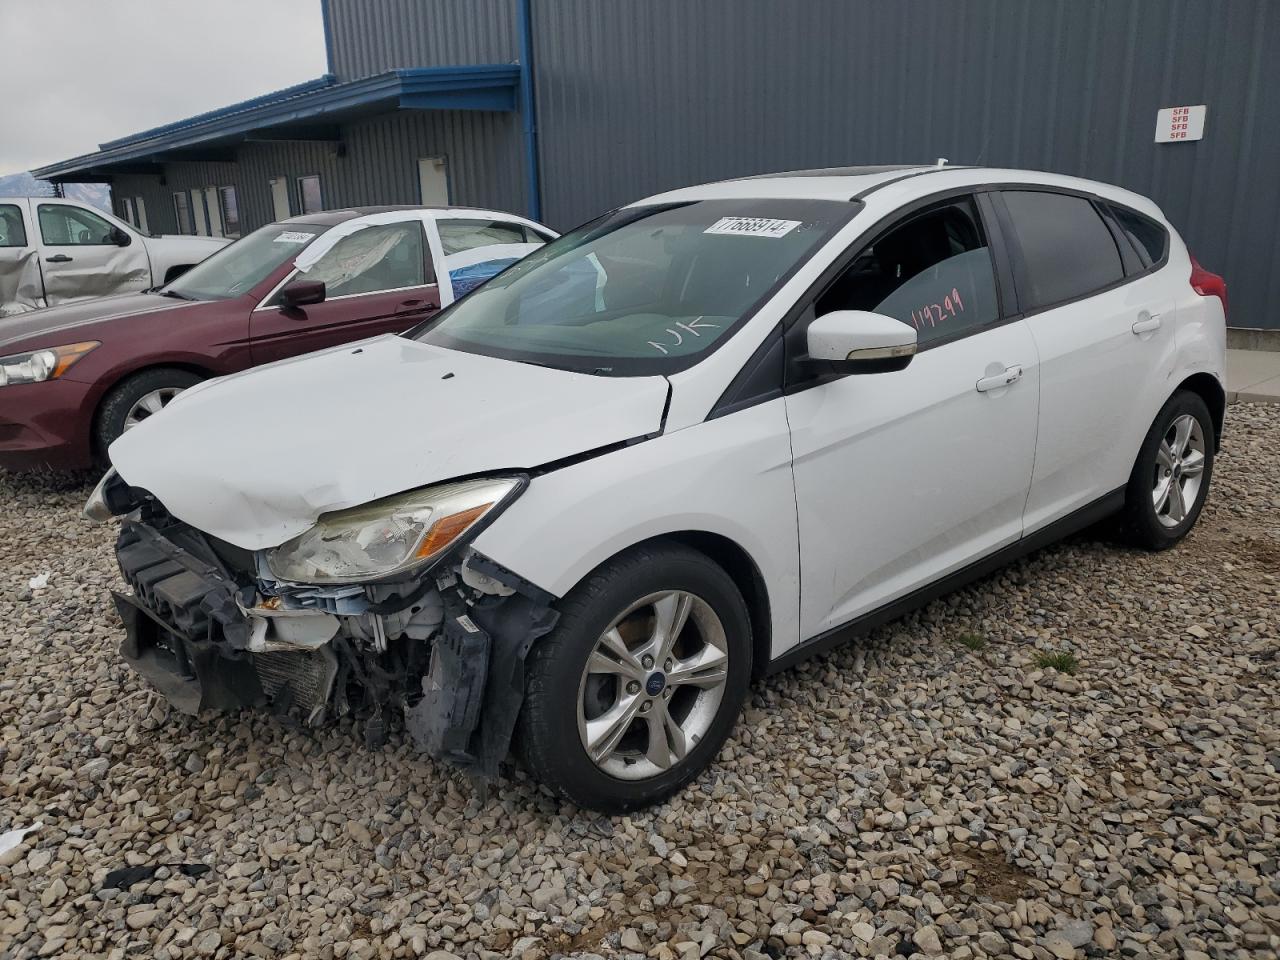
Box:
[280,279,326,308]
[806,310,917,373]
[111,227,132,247]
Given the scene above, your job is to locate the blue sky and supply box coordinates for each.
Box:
[0,0,328,175]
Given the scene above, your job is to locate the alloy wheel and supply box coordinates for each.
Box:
[576,590,729,780]
[1152,413,1206,528]
[122,387,184,432]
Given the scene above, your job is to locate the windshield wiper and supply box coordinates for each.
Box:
[157,290,196,301]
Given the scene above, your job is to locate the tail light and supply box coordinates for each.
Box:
[1189,255,1227,318]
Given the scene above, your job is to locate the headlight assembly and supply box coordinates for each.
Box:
[264,476,524,584]
[0,341,99,387]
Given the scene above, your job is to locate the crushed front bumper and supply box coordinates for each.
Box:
[113,519,338,721]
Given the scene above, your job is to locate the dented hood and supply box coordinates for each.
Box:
[108,335,669,550]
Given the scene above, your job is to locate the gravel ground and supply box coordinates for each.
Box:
[2,404,1278,960]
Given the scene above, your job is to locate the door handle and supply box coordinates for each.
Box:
[1132,314,1162,335]
[45,254,73,263]
[975,364,1023,393]
[395,297,437,312]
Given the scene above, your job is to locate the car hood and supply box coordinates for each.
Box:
[0,292,198,352]
[109,335,671,551]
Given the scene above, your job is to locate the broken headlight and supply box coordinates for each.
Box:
[0,341,99,387]
[264,477,524,584]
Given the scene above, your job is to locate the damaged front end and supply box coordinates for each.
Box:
[98,472,558,777]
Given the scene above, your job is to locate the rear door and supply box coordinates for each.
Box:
[0,200,44,315]
[430,216,554,305]
[250,216,440,364]
[994,189,1178,532]
[35,201,150,304]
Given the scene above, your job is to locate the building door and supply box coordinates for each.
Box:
[418,157,449,205]
[203,187,223,237]
[190,190,208,235]
[270,178,291,221]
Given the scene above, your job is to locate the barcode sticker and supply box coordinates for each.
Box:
[704,217,801,239]
[273,231,313,244]
[456,614,480,634]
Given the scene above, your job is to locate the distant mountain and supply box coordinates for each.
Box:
[0,171,111,211]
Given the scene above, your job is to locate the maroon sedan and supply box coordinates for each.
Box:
[0,205,554,471]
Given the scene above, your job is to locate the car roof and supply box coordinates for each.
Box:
[278,204,528,227]
[630,165,1163,217]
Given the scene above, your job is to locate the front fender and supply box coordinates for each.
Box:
[470,400,802,660]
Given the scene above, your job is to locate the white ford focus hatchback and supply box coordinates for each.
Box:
[90,165,1227,812]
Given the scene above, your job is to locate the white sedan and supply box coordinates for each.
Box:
[91,165,1226,812]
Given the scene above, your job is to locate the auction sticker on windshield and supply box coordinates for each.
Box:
[704,217,801,238]
[273,231,314,244]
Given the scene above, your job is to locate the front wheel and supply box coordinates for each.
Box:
[517,544,752,813]
[95,367,202,458]
[1120,390,1215,550]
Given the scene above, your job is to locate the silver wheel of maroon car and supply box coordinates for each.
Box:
[95,367,202,458]
[516,542,752,813]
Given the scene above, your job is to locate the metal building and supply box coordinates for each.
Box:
[34,0,1280,331]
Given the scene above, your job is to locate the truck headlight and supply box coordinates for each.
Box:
[264,477,524,584]
[0,341,99,387]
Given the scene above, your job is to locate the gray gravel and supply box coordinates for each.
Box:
[2,404,1279,960]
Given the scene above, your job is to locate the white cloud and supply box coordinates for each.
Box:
[0,0,328,175]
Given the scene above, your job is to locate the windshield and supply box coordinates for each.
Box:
[412,199,854,374]
[162,223,328,301]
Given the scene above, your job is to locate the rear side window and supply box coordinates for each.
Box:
[815,196,1000,347]
[0,204,26,247]
[437,219,545,255]
[1109,204,1168,267]
[1001,191,1124,311]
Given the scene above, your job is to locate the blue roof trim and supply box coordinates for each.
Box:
[34,65,521,180]
[99,75,339,150]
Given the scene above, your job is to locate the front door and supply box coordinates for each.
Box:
[251,218,440,364]
[34,202,149,305]
[785,195,1040,640]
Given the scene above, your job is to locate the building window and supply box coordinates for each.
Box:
[297,175,323,215]
[173,192,192,234]
[119,197,149,233]
[217,187,240,238]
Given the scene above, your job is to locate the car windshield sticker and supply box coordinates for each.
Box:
[273,231,313,244]
[704,217,801,239]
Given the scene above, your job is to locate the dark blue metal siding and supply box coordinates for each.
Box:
[527,0,1279,327]
[325,0,518,79]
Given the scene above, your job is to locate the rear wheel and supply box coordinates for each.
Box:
[517,544,752,812]
[1120,390,1215,550]
[95,367,202,457]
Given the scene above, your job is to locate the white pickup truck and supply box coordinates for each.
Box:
[0,197,228,316]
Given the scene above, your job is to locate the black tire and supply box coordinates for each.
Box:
[94,367,202,457]
[1120,390,1215,550]
[517,543,752,813]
